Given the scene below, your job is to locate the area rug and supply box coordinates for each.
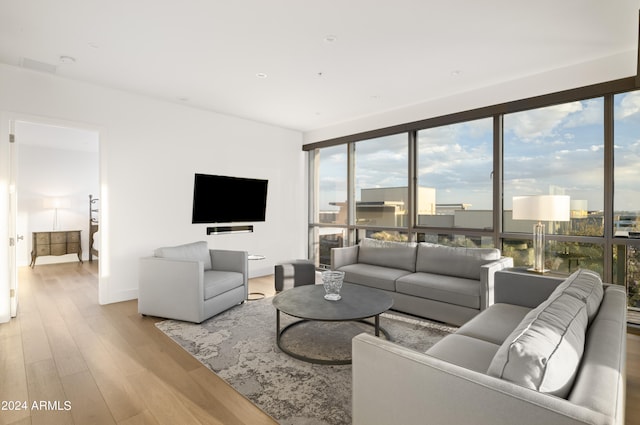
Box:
[155,297,456,425]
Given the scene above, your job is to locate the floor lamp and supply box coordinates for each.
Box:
[512,195,570,273]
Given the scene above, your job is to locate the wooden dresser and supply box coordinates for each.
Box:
[30,230,83,268]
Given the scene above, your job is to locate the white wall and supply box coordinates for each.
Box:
[0,63,306,319]
[17,143,99,266]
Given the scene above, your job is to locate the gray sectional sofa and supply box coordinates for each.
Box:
[352,268,627,425]
[331,238,513,325]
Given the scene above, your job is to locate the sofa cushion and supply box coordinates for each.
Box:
[568,286,627,417]
[203,270,244,300]
[487,292,589,398]
[549,268,603,324]
[358,238,417,272]
[427,334,500,374]
[338,263,411,291]
[416,243,500,280]
[456,303,531,345]
[396,272,480,309]
[155,241,212,271]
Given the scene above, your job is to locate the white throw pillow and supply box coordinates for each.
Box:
[549,269,603,324]
[487,292,588,398]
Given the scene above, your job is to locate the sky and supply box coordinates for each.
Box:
[317,91,640,214]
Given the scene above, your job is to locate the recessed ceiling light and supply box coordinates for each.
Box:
[177,97,189,102]
[451,70,462,77]
[256,72,268,79]
[324,35,337,43]
[59,55,76,64]
[88,42,100,49]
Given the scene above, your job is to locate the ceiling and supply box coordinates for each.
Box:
[1,1,639,133]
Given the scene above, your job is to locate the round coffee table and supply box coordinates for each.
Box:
[272,283,394,365]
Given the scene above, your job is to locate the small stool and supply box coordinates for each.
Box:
[274,260,315,292]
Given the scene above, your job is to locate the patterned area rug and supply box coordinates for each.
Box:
[156,297,456,425]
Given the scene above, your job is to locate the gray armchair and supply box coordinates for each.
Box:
[138,241,248,323]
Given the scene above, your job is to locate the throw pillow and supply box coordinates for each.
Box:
[487,292,588,398]
[549,269,603,324]
[154,241,212,271]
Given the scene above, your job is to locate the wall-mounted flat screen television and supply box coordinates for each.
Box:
[192,173,268,223]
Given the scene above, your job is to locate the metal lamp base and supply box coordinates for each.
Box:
[526,267,550,274]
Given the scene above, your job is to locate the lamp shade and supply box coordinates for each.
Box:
[43,197,71,209]
[512,195,570,222]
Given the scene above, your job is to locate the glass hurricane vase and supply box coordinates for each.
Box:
[322,271,345,301]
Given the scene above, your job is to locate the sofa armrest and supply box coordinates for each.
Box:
[210,249,248,299]
[352,333,611,425]
[494,269,566,308]
[331,245,359,270]
[479,256,514,309]
[210,249,248,274]
[138,257,205,322]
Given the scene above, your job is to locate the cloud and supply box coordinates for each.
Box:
[413,119,494,208]
[616,91,640,120]
[318,96,640,213]
[355,134,407,155]
[505,101,582,141]
[326,151,346,163]
[563,99,603,128]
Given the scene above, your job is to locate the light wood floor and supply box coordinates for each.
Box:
[0,262,277,425]
[1,261,639,424]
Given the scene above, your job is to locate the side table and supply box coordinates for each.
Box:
[248,254,266,300]
[494,267,567,308]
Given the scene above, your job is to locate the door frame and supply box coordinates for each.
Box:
[1,112,103,322]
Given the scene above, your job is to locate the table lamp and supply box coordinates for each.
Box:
[512,195,570,273]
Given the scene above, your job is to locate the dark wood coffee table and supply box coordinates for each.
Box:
[272,283,394,365]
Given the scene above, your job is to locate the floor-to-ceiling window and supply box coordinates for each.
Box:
[503,98,605,274]
[306,82,639,322]
[613,90,640,315]
[353,134,409,242]
[416,118,495,248]
[312,144,348,267]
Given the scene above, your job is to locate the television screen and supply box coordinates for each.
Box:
[192,173,268,223]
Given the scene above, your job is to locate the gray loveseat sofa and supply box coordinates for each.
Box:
[331,238,513,325]
[352,268,626,425]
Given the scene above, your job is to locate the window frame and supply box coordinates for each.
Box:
[306,77,639,300]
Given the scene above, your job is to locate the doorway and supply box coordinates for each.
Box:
[12,119,100,315]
